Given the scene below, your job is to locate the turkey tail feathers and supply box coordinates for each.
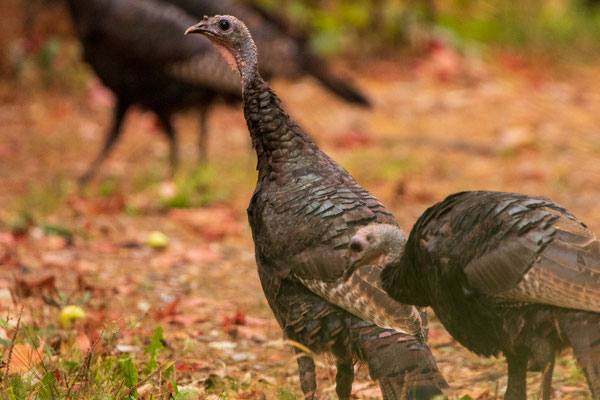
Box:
[301,54,371,107]
[350,320,449,400]
[559,311,600,399]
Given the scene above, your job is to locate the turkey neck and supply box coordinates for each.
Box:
[240,60,319,179]
[243,79,318,176]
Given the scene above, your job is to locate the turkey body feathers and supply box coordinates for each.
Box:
[383,190,600,315]
[67,0,242,183]
[244,79,423,336]
[240,43,447,399]
[186,14,446,398]
[382,190,600,398]
[260,268,447,399]
[68,0,240,108]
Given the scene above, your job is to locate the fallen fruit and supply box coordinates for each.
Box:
[59,305,86,328]
[147,231,169,249]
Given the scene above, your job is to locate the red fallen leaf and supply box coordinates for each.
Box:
[91,241,119,254]
[13,275,57,298]
[184,247,221,264]
[0,233,20,268]
[497,50,528,72]
[163,314,208,327]
[154,298,181,320]
[475,389,492,399]
[74,332,92,353]
[495,50,546,86]
[222,311,246,327]
[0,232,16,246]
[222,311,247,335]
[42,235,68,251]
[235,326,268,343]
[560,385,587,393]
[162,382,175,393]
[83,311,108,350]
[4,342,45,374]
[239,389,265,399]
[24,34,45,54]
[77,274,115,297]
[52,368,63,384]
[415,38,464,83]
[168,207,241,241]
[427,327,443,340]
[51,98,69,120]
[330,130,374,149]
[0,142,17,160]
[74,260,97,273]
[0,246,20,269]
[175,362,209,372]
[152,253,184,269]
[67,193,126,215]
[244,316,269,326]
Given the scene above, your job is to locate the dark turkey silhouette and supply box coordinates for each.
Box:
[185,15,448,399]
[347,191,600,400]
[65,0,370,184]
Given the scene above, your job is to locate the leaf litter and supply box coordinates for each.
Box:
[0,50,599,399]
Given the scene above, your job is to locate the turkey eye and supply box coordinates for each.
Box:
[218,20,230,31]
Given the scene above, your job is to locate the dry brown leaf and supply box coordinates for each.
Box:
[4,342,44,374]
[168,207,241,241]
[74,332,92,353]
[13,275,57,298]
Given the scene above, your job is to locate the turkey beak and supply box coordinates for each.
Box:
[342,259,360,281]
[185,17,210,35]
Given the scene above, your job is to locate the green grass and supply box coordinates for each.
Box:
[7,178,71,221]
[157,155,255,209]
[0,315,196,400]
[341,146,421,185]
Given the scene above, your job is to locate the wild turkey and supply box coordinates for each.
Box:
[65,0,370,184]
[185,15,448,399]
[346,191,600,400]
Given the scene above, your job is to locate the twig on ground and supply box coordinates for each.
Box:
[65,333,99,399]
[3,305,24,378]
[126,358,175,398]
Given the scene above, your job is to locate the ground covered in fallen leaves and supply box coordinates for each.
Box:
[1,51,600,399]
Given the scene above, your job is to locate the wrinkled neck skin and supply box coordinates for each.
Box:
[237,41,258,84]
[377,227,407,266]
[216,39,258,84]
[383,245,403,266]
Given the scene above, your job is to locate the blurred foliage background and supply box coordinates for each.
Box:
[3,0,600,82]
[255,0,600,57]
